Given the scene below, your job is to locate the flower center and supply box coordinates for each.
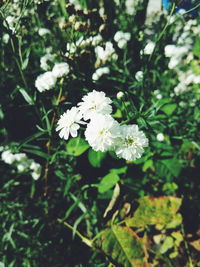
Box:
[125,136,135,147]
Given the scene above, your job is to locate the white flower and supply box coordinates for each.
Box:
[143,41,155,55]
[14,153,27,161]
[38,28,51,36]
[30,162,41,180]
[78,90,112,120]
[40,54,55,71]
[114,31,131,49]
[1,150,15,164]
[115,125,148,161]
[135,71,143,82]
[85,114,121,152]
[92,67,110,81]
[56,107,84,140]
[117,91,124,100]
[95,42,118,63]
[35,71,57,92]
[3,33,10,44]
[52,62,70,78]
[156,133,164,142]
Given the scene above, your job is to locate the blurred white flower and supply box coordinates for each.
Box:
[56,107,84,140]
[52,62,70,78]
[115,125,148,161]
[135,71,143,82]
[35,71,57,92]
[156,133,164,142]
[38,28,51,36]
[78,90,112,120]
[143,41,155,55]
[4,16,16,32]
[95,42,118,63]
[117,91,124,100]
[30,162,42,180]
[40,54,55,71]
[92,67,110,81]
[114,31,131,49]
[85,114,120,152]
[3,33,10,44]
[1,150,16,164]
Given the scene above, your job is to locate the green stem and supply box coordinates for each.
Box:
[57,219,93,247]
[181,223,194,267]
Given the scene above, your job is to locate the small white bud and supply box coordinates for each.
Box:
[117,91,124,100]
[156,133,165,142]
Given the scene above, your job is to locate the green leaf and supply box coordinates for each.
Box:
[142,159,154,172]
[22,148,50,159]
[96,225,148,267]
[193,37,200,58]
[19,88,34,105]
[98,173,120,193]
[161,103,177,116]
[110,166,127,174]
[160,236,174,254]
[66,137,89,156]
[125,196,182,229]
[161,158,182,178]
[88,149,106,168]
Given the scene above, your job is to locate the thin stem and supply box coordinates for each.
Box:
[181,223,194,267]
[57,219,93,247]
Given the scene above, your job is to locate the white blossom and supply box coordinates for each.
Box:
[114,31,131,49]
[95,42,118,63]
[92,67,110,81]
[156,133,165,142]
[38,28,51,36]
[135,71,143,82]
[1,150,16,164]
[115,125,148,161]
[78,90,112,120]
[56,107,84,140]
[143,41,155,55]
[40,54,55,71]
[52,62,70,78]
[117,91,124,100]
[85,114,121,152]
[35,71,57,92]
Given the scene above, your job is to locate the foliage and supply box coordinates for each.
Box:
[0,0,200,266]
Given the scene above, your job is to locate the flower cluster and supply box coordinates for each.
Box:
[114,31,131,49]
[1,150,41,180]
[35,62,69,92]
[56,90,148,161]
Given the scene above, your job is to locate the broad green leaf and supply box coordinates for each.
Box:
[96,225,148,267]
[66,137,89,156]
[88,149,106,167]
[98,173,120,193]
[161,158,182,178]
[161,103,177,116]
[125,196,182,229]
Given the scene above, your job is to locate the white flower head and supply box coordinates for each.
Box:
[1,150,15,164]
[115,125,149,161]
[143,41,155,55]
[85,114,121,152]
[92,67,110,81]
[56,107,84,140]
[78,90,112,120]
[135,71,143,82]
[38,28,51,36]
[156,133,165,142]
[35,71,57,92]
[40,54,55,71]
[117,91,124,100]
[52,62,70,78]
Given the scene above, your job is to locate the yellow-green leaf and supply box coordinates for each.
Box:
[96,225,148,267]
